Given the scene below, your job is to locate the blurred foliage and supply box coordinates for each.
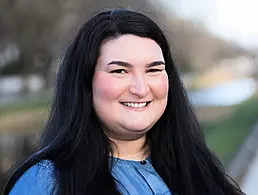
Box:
[0,0,251,92]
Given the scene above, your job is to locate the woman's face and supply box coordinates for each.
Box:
[92,34,169,140]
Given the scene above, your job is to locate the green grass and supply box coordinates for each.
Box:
[0,95,51,116]
[203,96,258,166]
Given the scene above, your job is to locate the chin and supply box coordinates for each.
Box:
[125,124,153,133]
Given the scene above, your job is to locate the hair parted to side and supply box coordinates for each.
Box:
[2,9,244,195]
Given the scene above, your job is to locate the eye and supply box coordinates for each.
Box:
[110,69,127,74]
[147,69,163,73]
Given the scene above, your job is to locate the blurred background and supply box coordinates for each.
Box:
[0,0,258,193]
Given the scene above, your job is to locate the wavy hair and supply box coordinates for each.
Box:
[2,9,244,195]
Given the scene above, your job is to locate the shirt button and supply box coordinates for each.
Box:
[140,160,146,165]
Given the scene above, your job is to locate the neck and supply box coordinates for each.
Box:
[109,135,149,161]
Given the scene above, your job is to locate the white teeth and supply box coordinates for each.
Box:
[122,102,148,108]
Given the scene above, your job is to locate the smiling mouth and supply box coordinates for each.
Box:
[120,101,151,108]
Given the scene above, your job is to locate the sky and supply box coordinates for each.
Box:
[161,0,258,49]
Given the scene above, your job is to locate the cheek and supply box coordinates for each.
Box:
[92,72,125,102]
[150,74,169,98]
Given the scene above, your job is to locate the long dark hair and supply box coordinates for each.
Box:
[2,9,244,195]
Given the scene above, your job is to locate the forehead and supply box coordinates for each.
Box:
[98,34,164,65]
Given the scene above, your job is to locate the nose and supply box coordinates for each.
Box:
[129,74,150,98]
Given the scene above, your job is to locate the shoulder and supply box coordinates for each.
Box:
[9,159,57,195]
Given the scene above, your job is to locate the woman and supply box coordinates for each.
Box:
[2,9,244,195]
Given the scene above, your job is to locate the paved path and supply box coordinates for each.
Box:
[241,150,258,195]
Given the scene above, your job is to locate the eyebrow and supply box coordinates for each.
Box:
[107,60,165,68]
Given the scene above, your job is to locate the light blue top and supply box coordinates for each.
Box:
[9,158,172,195]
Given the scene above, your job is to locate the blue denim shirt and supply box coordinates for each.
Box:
[9,158,172,195]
